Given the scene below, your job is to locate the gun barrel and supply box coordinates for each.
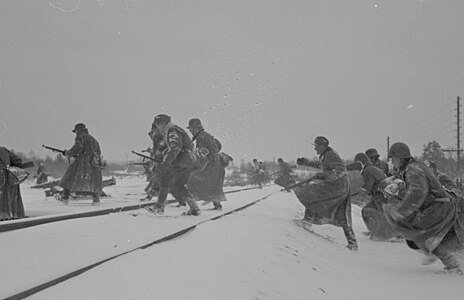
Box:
[42,144,66,155]
[131,150,160,162]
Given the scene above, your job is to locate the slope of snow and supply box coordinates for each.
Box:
[2,178,464,299]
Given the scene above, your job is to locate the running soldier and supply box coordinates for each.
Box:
[353,153,400,241]
[186,118,226,210]
[146,114,200,216]
[295,136,358,250]
[274,158,295,189]
[383,142,464,274]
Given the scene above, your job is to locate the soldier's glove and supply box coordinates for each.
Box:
[296,157,309,166]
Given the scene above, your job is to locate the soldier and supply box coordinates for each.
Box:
[365,148,390,176]
[146,114,200,216]
[186,118,226,210]
[141,130,166,202]
[0,147,26,220]
[295,136,358,250]
[426,161,457,190]
[383,142,464,274]
[353,153,400,241]
[59,123,103,206]
[36,162,49,184]
[274,158,295,189]
[251,158,265,188]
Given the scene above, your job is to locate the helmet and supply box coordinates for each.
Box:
[153,114,171,125]
[187,118,203,129]
[388,142,411,159]
[354,153,369,165]
[312,136,329,146]
[365,148,380,157]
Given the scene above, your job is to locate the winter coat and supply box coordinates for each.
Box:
[0,147,26,220]
[383,159,464,252]
[59,129,103,193]
[188,129,226,202]
[373,159,390,176]
[360,164,400,240]
[294,147,352,227]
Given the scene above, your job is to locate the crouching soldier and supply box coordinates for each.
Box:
[353,153,400,241]
[146,114,200,216]
[384,142,464,274]
[294,136,358,250]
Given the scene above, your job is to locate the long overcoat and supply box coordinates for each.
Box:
[187,129,226,202]
[383,160,464,253]
[360,164,399,240]
[0,147,26,220]
[59,129,103,194]
[295,147,352,227]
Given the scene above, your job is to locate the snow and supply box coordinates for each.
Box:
[2,177,464,300]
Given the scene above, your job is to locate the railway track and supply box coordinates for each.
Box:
[2,185,282,300]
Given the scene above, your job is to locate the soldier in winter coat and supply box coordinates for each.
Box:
[295,136,358,250]
[274,158,295,188]
[142,130,166,202]
[365,148,390,176]
[353,153,400,241]
[383,142,464,274]
[36,162,49,184]
[147,114,201,216]
[0,147,26,220]
[59,123,103,205]
[187,118,226,210]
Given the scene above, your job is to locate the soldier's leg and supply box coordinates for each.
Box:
[171,170,199,215]
[432,243,461,273]
[342,224,358,250]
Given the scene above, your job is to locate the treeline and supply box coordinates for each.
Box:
[10,140,460,181]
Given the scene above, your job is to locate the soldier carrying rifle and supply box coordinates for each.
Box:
[58,123,104,206]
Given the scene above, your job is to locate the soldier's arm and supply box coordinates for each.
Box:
[163,129,182,165]
[394,166,427,219]
[66,137,84,158]
[8,151,23,167]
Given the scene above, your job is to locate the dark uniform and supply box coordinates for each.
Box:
[59,123,103,205]
[354,153,400,241]
[295,136,358,250]
[148,114,200,215]
[384,142,464,273]
[187,118,226,210]
[0,147,26,220]
[274,158,295,188]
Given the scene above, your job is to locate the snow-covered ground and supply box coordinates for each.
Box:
[2,177,464,300]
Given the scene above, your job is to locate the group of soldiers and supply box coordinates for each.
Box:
[292,136,464,274]
[2,117,464,275]
[142,114,231,215]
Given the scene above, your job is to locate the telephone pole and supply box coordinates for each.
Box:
[443,96,463,190]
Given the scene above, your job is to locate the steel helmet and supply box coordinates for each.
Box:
[388,142,411,159]
[365,148,380,158]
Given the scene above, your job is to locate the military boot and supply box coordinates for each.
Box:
[343,225,358,251]
[433,244,462,274]
[182,196,200,216]
[92,193,100,206]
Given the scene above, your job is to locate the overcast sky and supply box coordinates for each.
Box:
[1,0,463,163]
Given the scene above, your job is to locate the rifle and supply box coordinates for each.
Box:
[42,144,66,155]
[127,162,150,167]
[42,144,70,163]
[131,150,162,163]
[282,175,318,191]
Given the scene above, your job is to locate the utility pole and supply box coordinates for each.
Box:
[443,96,463,190]
[386,136,390,162]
